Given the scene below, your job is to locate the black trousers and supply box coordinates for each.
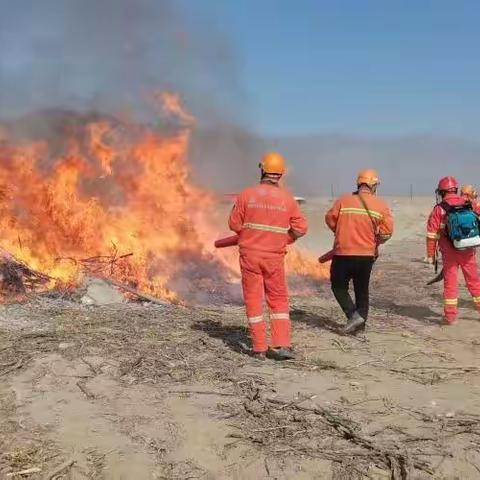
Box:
[330,255,375,321]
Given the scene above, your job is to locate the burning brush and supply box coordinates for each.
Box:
[0,248,52,298]
[0,93,327,304]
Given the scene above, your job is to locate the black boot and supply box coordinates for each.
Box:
[267,347,295,361]
[342,311,366,335]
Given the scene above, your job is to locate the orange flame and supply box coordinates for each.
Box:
[286,248,329,278]
[88,122,115,175]
[0,94,327,301]
[154,91,195,127]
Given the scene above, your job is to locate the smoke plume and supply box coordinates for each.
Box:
[0,0,241,120]
[0,0,262,190]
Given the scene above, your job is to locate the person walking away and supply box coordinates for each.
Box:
[229,152,308,360]
[424,183,479,266]
[325,169,394,335]
[426,177,480,324]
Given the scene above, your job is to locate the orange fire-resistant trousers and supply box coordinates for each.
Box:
[240,254,290,353]
[442,247,480,322]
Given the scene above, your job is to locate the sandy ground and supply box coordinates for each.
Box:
[2,197,480,479]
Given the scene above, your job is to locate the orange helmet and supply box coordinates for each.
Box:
[357,169,379,187]
[461,184,477,199]
[260,152,286,175]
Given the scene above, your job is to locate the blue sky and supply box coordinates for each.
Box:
[1,0,479,142]
[185,0,480,138]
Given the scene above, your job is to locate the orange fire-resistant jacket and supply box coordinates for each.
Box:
[325,190,394,256]
[229,182,307,257]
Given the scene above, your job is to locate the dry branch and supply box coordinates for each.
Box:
[0,359,23,377]
[76,380,96,400]
[76,249,172,305]
[100,277,170,306]
[120,355,144,377]
[265,397,434,476]
[168,389,236,397]
[6,467,42,477]
[0,253,52,294]
[51,250,173,305]
[80,357,100,376]
[43,459,76,480]
[80,251,133,276]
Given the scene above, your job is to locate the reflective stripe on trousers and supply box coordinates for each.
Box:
[443,299,458,306]
[443,247,480,319]
[248,315,264,324]
[240,255,290,352]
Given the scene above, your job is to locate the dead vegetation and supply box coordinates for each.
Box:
[0,255,52,302]
[0,239,480,478]
[0,288,480,479]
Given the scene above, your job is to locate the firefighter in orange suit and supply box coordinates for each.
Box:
[427,177,480,324]
[461,185,479,210]
[325,169,394,335]
[228,152,308,360]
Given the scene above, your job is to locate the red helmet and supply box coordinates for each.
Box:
[437,176,458,192]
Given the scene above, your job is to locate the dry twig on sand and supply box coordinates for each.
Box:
[100,277,170,306]
[0,359,23,377]
[76,381,96,400]
[229,391,438,479]
[6,467,42,477]
[44,459,76,480]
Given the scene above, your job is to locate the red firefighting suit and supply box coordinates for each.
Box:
[229,182,308,352]
[427,192,480,322]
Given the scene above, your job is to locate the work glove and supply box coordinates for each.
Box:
[423,256,435,265]
[288,228,299,243]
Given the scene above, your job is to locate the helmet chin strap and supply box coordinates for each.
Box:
[357,184,378,194]
[261,170,282,184]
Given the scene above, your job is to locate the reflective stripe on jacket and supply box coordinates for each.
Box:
[228,182,307,256]
[325,191,394,256]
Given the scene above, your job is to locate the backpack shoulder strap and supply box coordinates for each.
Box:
[357,193,379,259]
[440,201,453,213]
[442,201,472,213]
[357,193,378,232]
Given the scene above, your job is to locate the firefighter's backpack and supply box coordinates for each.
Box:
[442,202,480,249]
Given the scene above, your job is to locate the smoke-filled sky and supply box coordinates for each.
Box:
[0,0,245,124]
[3,0,480,138]
[1,0,479,194]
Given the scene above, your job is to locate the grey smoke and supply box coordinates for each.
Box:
[0,0,244,123]
[0,0,261,192]
[1,1,478,196]
[274,134,480,196]
[192,130,480,196]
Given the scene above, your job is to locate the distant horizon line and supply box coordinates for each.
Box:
[1,108,479,145]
